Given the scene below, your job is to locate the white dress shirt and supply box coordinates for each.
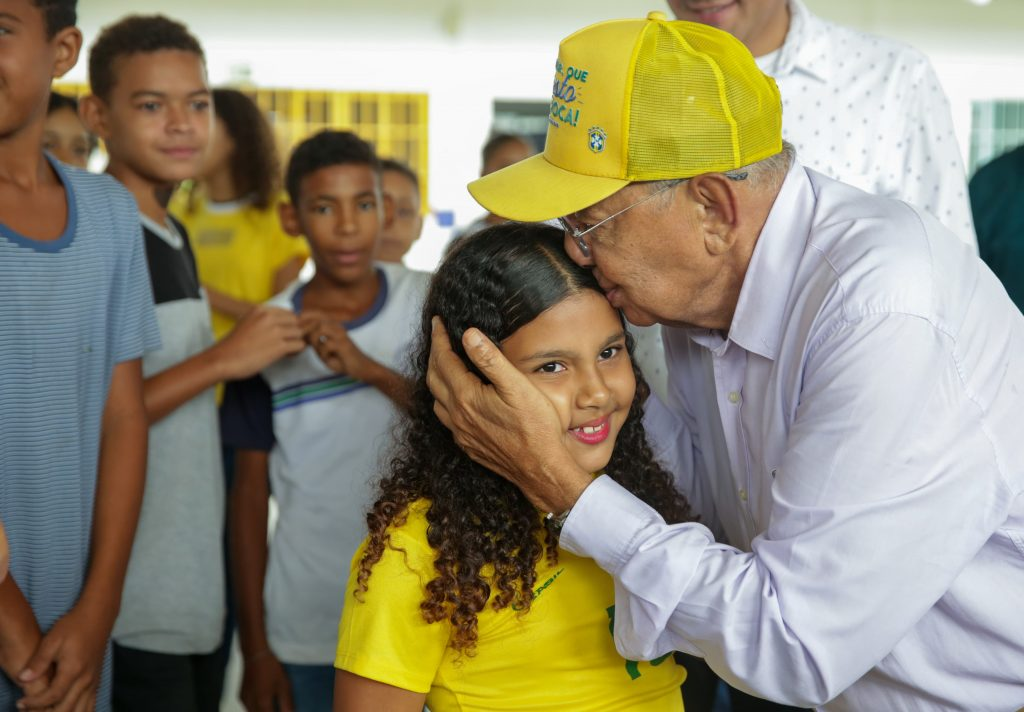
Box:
[561,162,1024,711]
[633,0,978,403]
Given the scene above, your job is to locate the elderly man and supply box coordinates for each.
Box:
[428,13,1024,711]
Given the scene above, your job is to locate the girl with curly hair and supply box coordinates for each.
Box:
[334,223,693,711]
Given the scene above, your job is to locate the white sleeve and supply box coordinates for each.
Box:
[561,313,1010,707]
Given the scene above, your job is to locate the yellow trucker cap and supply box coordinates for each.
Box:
[469,12,783,222]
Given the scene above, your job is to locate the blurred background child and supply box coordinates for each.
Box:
[173,88,309,343]
[377,158,423,264]
[42,92,96,169]
[449,133,534,245]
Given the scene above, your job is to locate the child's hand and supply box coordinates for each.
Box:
[16,605,108,711]
[217,306,306,379]
[240,652,294,712]
[300,311,370,378]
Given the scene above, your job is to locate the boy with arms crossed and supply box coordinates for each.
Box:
[0,1,160,710]
[223,131,428,712]
[79,15,304,711]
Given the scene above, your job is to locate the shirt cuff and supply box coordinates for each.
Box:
[560,474,663,575]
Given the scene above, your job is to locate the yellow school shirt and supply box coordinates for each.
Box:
[170,191,309,341]
[336,500,686,711]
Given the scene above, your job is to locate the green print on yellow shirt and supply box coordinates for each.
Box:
[607,605,673,680]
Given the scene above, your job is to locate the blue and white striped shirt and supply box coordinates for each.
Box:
[0,157,160,708]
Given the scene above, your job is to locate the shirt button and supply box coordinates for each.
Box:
[739,488,748,502]
[728,391,741,404]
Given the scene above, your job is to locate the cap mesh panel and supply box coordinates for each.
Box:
[627,23,782,179]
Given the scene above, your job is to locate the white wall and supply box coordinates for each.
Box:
[71,0,1024,270]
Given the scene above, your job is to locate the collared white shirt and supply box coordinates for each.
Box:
[768,0,975,245]
[632,0,978,403]
[562,162,1024,711]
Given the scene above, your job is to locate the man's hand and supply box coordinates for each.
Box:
[17,604,109,711]
[240,652,294,712]
[216,306,306,380]
[426,317,591,513]
[299,311,370,378]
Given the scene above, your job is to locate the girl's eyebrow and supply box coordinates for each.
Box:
[518,330,625,362]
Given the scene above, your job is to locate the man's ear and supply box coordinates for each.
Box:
[78,94,109,141]
[50,26,83,80]
[687,173,740,257]
[278,201,302,237]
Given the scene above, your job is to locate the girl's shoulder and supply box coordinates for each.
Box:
[381,499,434,553]
[368,498,437,585]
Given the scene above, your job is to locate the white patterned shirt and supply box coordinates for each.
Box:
[563,162,1024,711]
[764,0,975,245]
[634,0,977,403]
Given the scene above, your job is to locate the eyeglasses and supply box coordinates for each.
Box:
[558,180,683,259]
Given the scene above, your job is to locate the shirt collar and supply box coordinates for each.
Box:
[725,161,815,361]
[772,0,833,84]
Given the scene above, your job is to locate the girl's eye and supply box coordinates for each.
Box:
[312,204,332,215]
[599,345,623,360]
[536,362,566,374]
[357,199,376,212]
[191,99,210,111]
[139,101,161,112]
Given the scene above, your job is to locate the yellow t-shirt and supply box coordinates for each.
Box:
[170,190,309,341]
[336,500,686,711]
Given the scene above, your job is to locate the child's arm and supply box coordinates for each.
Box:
[230,449,294,712]
[299,312,413,410]
[333,671,427,712]
[18,358,147,711]
[0,577,49,698]
[202,284,258,322]
[144,305,304,423]
[202,256,305,324]
[273,255,307,294]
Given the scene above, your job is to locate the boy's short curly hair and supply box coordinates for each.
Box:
[88,15,205,101]
[33,0,75,38]
[285,130,380,205]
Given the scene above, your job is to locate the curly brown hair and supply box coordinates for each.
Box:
[209,88,280,209]
[355,222,693,654]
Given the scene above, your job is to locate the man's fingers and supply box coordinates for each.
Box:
[427,317,460,402]
[462,327,523,400]
[433,399,453,431]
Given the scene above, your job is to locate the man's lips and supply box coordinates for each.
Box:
[684,0,738,24]
[597,280,622,307]
[569,415,612,445]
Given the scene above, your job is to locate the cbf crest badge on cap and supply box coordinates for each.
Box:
[588,127,607,153]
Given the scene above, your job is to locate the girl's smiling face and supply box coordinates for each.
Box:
[501,290,636,475]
